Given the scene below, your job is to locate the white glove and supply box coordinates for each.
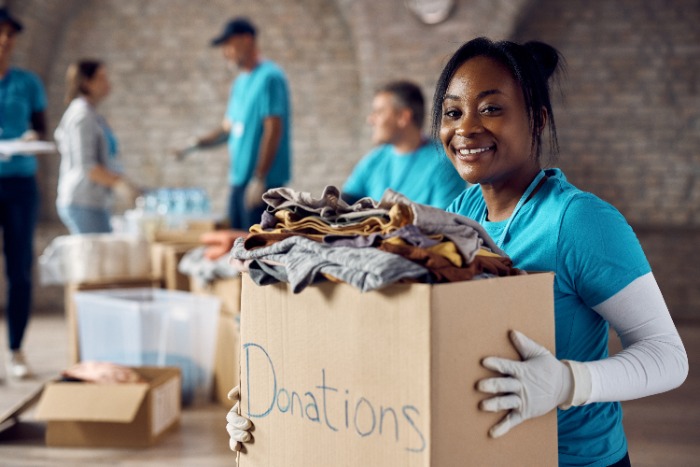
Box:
[226,386,253,451]
[113,178,140,206]
[244,176,266,209]
[477,330,582,438]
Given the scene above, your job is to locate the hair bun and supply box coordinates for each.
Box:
[525,41,560,80]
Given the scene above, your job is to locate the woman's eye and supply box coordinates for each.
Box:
[481,105,501,115]
[443,108,461,119]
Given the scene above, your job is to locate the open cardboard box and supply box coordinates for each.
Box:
[34,366,181,448]
[238,272,557,466]
[150,241,203,291]
[0,383,45,435]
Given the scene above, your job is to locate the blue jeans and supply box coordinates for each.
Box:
[228,184,267,230]
[57,204,112,234]
[0,176,38,350]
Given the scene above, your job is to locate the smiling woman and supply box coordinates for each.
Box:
[430,37,689,467]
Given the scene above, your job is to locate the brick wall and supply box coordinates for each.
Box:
[3,0,699,319]
[513,0,700,320]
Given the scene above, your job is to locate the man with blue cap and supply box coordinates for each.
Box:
[176,17,292,231]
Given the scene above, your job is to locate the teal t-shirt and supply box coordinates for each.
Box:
[0,68,47,177]
[447,168,650,466]
[226,60,291,187]
[342,140,465,209]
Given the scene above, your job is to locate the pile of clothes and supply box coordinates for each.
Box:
[179,245,241,288]
[231,186,522,293]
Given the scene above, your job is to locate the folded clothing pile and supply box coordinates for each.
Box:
[231,185,522,293]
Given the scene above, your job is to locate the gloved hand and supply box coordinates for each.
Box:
[244,176,266,209]
[113,178,141,206]
[226,386,253,451]
[477,330,580,438]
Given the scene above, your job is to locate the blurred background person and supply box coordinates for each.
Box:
[0,8,47,380]
[175,17,292,230]
[54,59,139,234]
[342,80,465,208]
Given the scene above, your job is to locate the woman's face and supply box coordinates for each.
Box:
[85,65,111,102]
[439,56,537,187]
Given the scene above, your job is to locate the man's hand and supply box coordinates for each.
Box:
[200,230,247,260]
[476,330,578,438]
[244,176,266,209]
[226,386,254,452]
[171,137,199,161]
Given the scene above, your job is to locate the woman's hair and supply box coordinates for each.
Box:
[431,37,563,164]
[64,59,103,104]
[377,80,426,129]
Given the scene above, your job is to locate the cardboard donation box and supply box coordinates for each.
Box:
[239,273,557,467]
[34,367,181,448]
[191,277,242,406]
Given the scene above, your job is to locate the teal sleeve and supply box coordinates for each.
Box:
[558,194,651,308]
[262,73,288,117]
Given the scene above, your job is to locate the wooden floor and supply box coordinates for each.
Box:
[0,311,698,466]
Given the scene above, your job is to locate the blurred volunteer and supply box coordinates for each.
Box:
[174,16,291,230]
[0,8,48,380]
[342,80,465,208]
[55,59,139,234]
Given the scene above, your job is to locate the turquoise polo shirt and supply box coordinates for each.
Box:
[225,60,291,187]
[0,68,47,177]
[447,168,650,466]
[343,139,465,209]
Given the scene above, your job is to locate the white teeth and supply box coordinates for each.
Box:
[458,147,492,155]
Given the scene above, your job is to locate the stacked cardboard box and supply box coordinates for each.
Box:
[191,276,242,406]
[150,241,203,291]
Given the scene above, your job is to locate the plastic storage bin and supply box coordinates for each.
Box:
[74,288,220,405]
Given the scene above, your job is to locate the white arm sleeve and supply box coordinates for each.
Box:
[582,272,688,403]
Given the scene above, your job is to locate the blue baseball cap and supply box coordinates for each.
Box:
[0,8,23,32]
[210,17,256,46]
